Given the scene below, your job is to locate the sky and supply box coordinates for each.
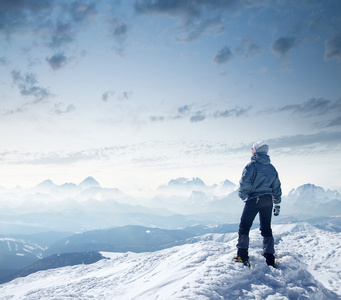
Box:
[0,0,341,195]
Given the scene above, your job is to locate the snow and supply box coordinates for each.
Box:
[0,224,340,299]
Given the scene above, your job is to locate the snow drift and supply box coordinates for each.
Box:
[0,224,340,299]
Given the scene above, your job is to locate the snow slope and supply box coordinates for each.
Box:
[0,224,340,300]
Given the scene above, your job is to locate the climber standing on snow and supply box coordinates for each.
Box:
[234,141,282,267]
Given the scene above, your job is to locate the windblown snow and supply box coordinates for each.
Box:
[0,224,340,300]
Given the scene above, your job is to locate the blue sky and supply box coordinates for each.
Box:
[0,0,340,195]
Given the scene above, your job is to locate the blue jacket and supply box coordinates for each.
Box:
[238,153,282,203]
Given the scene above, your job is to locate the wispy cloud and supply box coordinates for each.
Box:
[268,131,341,154]
[101,90,132,102]
[2,131,340,168]
[277,98,341,118]
[0,56,9,65]
[148,103,251,123]
[133,0,243,41]
[107,18,129,56]
[213,106,252,118]
[150,115,165,122]
[11,70,53,102]
[236,38,262,59]
[324,31,341,63]
[52,103,76,115]
[49,21,74,48]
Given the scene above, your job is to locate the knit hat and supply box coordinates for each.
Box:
[253,141,269,154]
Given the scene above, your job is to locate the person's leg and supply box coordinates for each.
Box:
[237,199,259,261]
[258,195,275,266]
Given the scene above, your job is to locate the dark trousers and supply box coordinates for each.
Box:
[237,194,274,255]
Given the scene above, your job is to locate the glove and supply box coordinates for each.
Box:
[273,205,280,216]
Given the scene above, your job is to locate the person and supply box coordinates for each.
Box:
[234,141,282,267]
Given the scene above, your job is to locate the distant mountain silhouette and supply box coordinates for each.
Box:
[1,252,104,284]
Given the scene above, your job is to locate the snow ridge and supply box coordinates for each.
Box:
[0,225,340,299]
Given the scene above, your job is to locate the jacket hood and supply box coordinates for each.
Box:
[252,153,271,165]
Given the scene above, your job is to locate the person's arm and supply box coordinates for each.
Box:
[238,163,255,200]
[271,173,282,204]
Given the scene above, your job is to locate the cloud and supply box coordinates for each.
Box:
[267,131,341,153]
[278,98,341,117]
[150,116,165,122]
[49,21,74,48]
[133,0,242,41]
[228,131,341,155]
[213,106,252,118]
[178,105,191,114]
[107,18,129,55]
[53,103,76,115]
[68,1,97,23]
[236,38,262,58]
[0,56,9,65]
[0,0,98,71]
[190,111,205,122]
[102,91,115,102]
[118,91,132,101]
[271,36,299,57]
[101,90,132,102]
[325,116,341,127]
[0,0,53,37]
[324,31,341,62]
[1,107,26,116]
[213,46,233,65]
[46,53,68,70]
[11,70,53,102]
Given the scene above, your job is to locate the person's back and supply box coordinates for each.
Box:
[234,141,282,267]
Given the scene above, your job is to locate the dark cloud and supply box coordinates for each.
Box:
[325,116,341,127]
[0,0,53,36]
[108,18,128,39]
[107,18,129,55]
[49,21,74,48]
[324,31,341,62]
[190,111,205,122]
[11,70,53,102]
[134,0,243,41]
[213,46,233,65]
[271,36,299,57]
[0,0,98,70]
[236,38,262,58]
[278,98,341,117]
[68,1,97,23]
[46,53,68,70]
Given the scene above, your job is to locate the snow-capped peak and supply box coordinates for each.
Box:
[288,183,340,200]
[78,177,101,189]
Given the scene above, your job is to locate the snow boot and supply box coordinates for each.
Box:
[233,256,251,268]
[264,253,275,267]
[233,249,250,267]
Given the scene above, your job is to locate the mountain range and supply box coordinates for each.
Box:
[0,177,340,234]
